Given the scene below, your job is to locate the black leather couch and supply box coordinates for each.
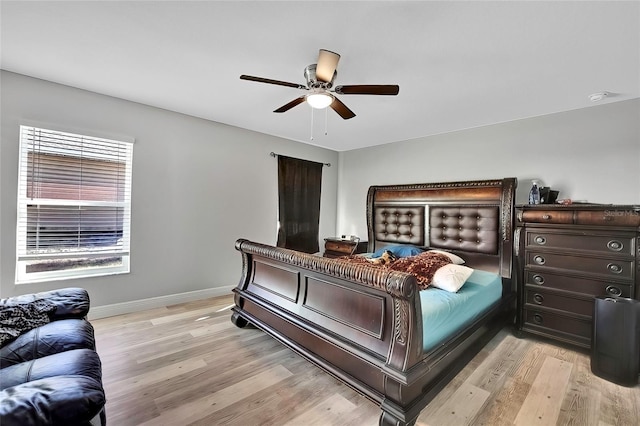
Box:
[0,288,106,425]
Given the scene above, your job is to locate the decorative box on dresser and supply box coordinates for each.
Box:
[515,204,640,349]
[323,237,368,258]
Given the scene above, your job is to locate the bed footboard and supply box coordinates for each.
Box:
[234,238,423,367]
[233,239,431,421]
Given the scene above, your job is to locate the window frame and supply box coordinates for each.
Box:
[15,124,134,284]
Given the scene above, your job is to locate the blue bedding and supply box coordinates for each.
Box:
[420,269,502,352]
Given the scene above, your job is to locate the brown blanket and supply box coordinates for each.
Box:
[340,251,452,290]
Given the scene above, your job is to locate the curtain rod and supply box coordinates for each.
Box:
[269,152,331,167]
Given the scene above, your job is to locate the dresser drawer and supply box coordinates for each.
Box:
[525,288,593,317]
[526,251,634,280]
[524,270,632,298]
[576,210,640,227]
[523,309,592,340]
[520,209,573,224]
[526,231,635,256]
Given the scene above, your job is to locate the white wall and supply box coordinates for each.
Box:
[1,71,339,308]
[337,99,640,238]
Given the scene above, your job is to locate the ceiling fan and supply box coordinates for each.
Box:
[240,49,399,120]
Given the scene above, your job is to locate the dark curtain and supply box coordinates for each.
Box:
[276,155,323,253]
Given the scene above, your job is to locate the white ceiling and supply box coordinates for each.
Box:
[1,1,638,151]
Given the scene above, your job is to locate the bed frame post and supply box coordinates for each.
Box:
[380,409,417,426]
[231,239,253,329]
[384,276,423,371]
[499,177,517,292]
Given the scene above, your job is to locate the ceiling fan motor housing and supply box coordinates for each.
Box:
[304,64,336,89]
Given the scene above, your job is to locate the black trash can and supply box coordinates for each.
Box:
[591,296,640,386]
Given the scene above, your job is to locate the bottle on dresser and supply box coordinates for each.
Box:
[528,180,541,205]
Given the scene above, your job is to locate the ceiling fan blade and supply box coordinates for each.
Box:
[274,96,306,113]
[240,75,306,90]
[334,85,400,95]
[330,97,356,120]
[316,49,341,83]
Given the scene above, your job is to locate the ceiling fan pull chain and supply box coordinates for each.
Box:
[324,107,328,136]
[310,107,314,141]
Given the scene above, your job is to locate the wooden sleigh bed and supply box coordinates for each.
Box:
[231,178,517,425]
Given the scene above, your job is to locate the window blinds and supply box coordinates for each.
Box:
[16,125,133,282]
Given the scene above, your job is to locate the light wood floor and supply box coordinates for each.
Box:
[92,295,640,425]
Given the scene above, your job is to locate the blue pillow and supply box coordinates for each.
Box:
[372,245,424,258]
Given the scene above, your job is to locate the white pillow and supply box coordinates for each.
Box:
[432,264,474,292]
[428,249,465,265]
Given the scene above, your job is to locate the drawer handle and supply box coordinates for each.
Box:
[533,313,544,324]
[607,240,623,252]
[532,274,545,285]
[533,294,544,305]
[605,285,622,297]
[607,263,623,274]
[533,255,545,265]
[542,214,551,220]
[534,235,547,245]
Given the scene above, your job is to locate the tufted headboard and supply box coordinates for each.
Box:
[366,178,517,281]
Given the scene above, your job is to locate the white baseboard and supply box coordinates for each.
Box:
[88,286,235,320]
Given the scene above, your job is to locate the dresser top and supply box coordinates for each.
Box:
[517,204,639,211]
[517,204,640,227]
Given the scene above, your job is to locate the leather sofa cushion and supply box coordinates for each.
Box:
[0,348,102,389]
[0,375,105,426]
[1,319,95,368]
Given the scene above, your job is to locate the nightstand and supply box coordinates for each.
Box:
[323,238,368,258]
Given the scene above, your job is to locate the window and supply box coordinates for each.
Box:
[16,125,134,283]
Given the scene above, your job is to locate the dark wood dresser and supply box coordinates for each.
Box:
[323,238,368,258]
[515,204,640,348]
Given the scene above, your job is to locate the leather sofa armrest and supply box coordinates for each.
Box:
[1,287,90,319]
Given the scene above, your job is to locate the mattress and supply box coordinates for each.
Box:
[420,269,502,352]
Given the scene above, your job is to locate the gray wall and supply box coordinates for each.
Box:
[1,71,339,306]
[337,99,640,238]
[3,70,638,311]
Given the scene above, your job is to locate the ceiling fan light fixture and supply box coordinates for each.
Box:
[306,92,334,109]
